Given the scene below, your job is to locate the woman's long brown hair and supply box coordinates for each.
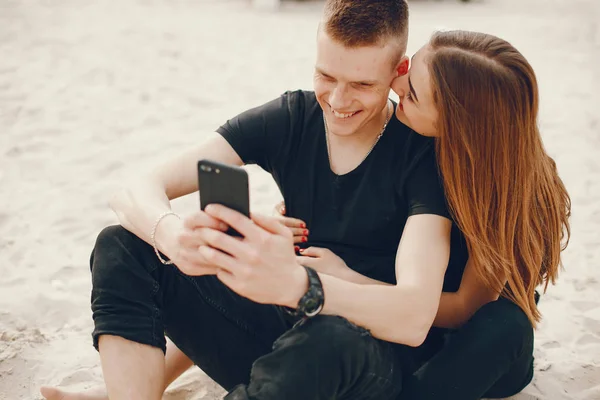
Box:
[428,31,571,326]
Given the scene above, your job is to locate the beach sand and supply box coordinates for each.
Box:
[0,0,599,399]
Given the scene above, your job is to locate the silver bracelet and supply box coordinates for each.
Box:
[150,210,181,265]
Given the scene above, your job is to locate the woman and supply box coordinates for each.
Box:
[391,29,570,398]
[394,29,570,330]
[282,30,570,399]
[41,30,570,400]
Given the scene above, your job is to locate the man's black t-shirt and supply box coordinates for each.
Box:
[217,90,467,288]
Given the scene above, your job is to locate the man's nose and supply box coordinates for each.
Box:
[329,84,351,110]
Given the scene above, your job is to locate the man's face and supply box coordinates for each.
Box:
[314,29,400,138]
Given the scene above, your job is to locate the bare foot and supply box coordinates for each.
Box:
[40,385,108,400]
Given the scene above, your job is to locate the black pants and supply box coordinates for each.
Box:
[90,225,534,400]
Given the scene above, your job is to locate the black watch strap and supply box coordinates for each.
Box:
[286,266,324,318]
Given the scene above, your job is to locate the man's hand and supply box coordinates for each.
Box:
[196,204,308,307]
[296,247,352,280]
[170,211,230,276]
[272,201,308,244]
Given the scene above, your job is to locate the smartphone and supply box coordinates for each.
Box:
[197,159,250,236]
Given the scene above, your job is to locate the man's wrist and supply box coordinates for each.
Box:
[281,266,325,318]
[281,266,309,308]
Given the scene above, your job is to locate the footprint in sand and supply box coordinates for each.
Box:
[99,161,124,176]
[583,317,600,334]
[55,216,88,238]
[573,277,599,292]
[55,368,98,387]
[572,301,600,312]
[542,340,561,349]
[576,333,600,346]
[50,265,79,281]
[5,137,51,156]
[0,212,9,227]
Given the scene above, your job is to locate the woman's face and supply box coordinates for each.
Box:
[391,45,439,137]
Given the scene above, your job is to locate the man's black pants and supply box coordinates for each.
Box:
[90,225,534,400]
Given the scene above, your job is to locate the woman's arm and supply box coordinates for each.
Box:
[434,258,502,329]
[315,214,452,346]
[297,249,501,330]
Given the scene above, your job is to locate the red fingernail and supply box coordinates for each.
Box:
[295,246,300,252]
[302,237,307,242]
[303,230,309,236]
[301,223,306,228]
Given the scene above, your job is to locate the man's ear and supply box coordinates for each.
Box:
[396,56,410,77]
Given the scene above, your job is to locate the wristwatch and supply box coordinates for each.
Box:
[286,266,324,318]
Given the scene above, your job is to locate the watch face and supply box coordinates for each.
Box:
[304,297,319,313]
[303,289,324,317]
[299,266,324,318]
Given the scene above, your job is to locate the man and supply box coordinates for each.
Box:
[42,1,460,399]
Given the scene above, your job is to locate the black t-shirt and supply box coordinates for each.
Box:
[217,90,467,288]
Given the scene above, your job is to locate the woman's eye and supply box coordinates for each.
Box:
[406,92,412,101]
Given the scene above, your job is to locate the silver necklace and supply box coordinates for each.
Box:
[324,99,392,174]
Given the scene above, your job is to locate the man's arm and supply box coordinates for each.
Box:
[108,133,243,258]
[109,91,299,271]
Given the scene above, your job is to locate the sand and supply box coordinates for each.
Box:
[0,0,599,399]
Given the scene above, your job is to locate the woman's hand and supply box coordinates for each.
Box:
[296,247,352,280]
[272,201,308,244]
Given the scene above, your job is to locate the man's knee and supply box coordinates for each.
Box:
[91,225,150,272]
[90,224,156,292]
[247,316,400,399]
[90,226,167,353]
[270,315,378,371]
[280,315,370,352]
[94,225,137,253]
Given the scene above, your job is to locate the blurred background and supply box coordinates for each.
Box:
[0,0,599,399]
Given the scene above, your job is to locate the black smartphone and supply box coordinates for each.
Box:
[197,159,250,237]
